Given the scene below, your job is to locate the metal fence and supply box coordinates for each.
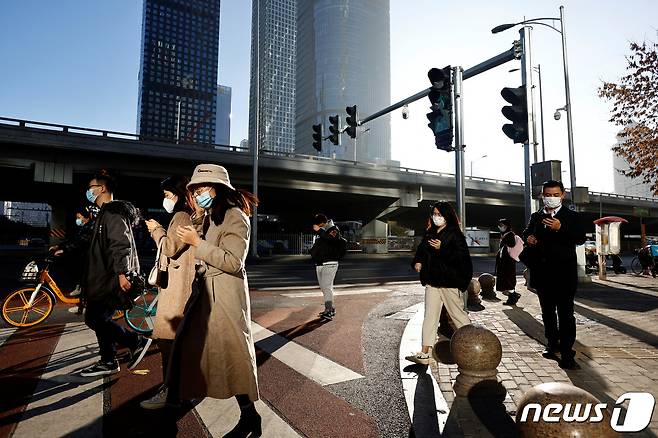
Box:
[257,233,316,255]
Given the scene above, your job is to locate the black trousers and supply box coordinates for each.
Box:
[536,287,576,359]
[85,301,139,362]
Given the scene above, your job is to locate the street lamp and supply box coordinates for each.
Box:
[470,154,488,178]
[493,6,577,199]
[509,65,545,162]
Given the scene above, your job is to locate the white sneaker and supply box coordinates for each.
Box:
[70,286,82,297]
[405,352,431,365]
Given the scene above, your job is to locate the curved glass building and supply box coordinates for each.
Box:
[296,0,391,162]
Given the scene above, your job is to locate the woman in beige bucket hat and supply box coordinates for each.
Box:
[169,164,262,436]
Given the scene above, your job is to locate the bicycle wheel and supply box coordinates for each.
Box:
[631,257,643,275]
[125,289,158,334]
[2,287,54,328]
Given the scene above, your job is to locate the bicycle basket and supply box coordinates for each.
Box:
[20,261,39,282]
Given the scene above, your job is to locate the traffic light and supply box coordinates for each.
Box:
[312,123,323,152]
[328,114,341,146]
[426,66,454,151]
[500,86,528,144]
[345,105,358,139]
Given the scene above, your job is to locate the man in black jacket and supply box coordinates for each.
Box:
[310,214,345,321]
[523,180,586,370]
[80,171,151,377]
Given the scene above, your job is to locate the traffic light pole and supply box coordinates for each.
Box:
[453,67,466,230]
[520,26,536,224]
[250,0,260,258]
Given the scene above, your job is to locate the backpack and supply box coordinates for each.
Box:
[506,233,524,262]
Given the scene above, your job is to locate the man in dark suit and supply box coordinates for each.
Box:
[523,180,586,370]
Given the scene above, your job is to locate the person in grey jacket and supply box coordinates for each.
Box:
[80,170,151,377]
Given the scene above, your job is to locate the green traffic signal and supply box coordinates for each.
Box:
[426,66,454,151]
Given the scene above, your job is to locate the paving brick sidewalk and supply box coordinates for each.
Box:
[429,274,658,437]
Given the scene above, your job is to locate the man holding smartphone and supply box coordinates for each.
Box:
[523,180,586,370]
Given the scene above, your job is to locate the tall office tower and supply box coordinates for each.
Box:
[248,0,297,153]
[137,0,220,144]
[296,0,391,162]
[215,84,232,145]
[612,134,655,198]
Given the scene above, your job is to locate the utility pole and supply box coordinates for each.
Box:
[453,67,466,230]
[250,0,260,258]
[520,26,536,224]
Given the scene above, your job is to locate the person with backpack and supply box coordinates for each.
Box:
[407,202,473,365]
[495,218,523,306]
[310,213,347,321]
[79,170,152,377]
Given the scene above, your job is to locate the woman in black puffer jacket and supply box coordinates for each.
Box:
[406,202,473,365]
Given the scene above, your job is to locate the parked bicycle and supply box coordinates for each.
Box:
[631,246,656,277]
[2,256,125,328]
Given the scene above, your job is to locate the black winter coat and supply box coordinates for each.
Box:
[310,223,344,265]
[522,206,585,291]
[83,200,140,308]
[412,226,473,291]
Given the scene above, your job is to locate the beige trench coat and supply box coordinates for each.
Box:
[173,207,259,402]
[150,211,195,340]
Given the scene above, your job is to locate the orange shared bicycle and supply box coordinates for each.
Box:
[1,257,122,328]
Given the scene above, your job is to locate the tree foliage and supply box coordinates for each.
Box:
[599,41,658,196]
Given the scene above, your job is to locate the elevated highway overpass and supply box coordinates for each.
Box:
[0,117,656,239]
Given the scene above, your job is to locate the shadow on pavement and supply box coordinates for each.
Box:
[403,364,441,438]
[255,316,329,367]
[576,281,658,312]
[466,381,517,438]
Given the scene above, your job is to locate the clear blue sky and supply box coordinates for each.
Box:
[1,0,656,193]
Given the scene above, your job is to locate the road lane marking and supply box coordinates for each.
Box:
[280,287,392,298]
[196,398,301,438]
[252,322,364,386]
[0,327,16,346]
[12,323,103,438]
[399,303,450,435]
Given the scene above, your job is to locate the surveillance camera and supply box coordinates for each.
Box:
[554,111,561,121]
[402,105,409,119]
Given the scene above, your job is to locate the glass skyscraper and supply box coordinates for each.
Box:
[296,0,391,162]
[137,0,220,144]
[248,0,297,153]
[215,84,231,145]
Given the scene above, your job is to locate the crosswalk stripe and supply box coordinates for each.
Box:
[196,397,301,437]
[399,303,450,435]
[252,322,364,386]
[0,327,16,347]
[11,323,104,438]
[281,287,392,298]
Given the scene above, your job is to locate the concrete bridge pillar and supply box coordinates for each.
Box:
[360,220,388,253]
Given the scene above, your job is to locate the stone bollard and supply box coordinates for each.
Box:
[451,324,503,396]
[467,279,481,306]
[478,273,497,300]
[516,382,618,437]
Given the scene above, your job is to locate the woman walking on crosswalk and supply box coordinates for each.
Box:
[172,164,262,436]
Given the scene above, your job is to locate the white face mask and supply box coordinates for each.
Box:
[163,196,177,213]
[543,196,562,209]
[498,225,507,232]
[432,215,446,227]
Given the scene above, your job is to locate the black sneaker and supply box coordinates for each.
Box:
[503,292,521,306]
[128,336,153,370]
[559,357,580,370]
[80,360,120,377]
[541,348,560,361]
[319,309,336,321]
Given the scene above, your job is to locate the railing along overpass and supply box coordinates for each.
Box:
[0,117,656,232]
